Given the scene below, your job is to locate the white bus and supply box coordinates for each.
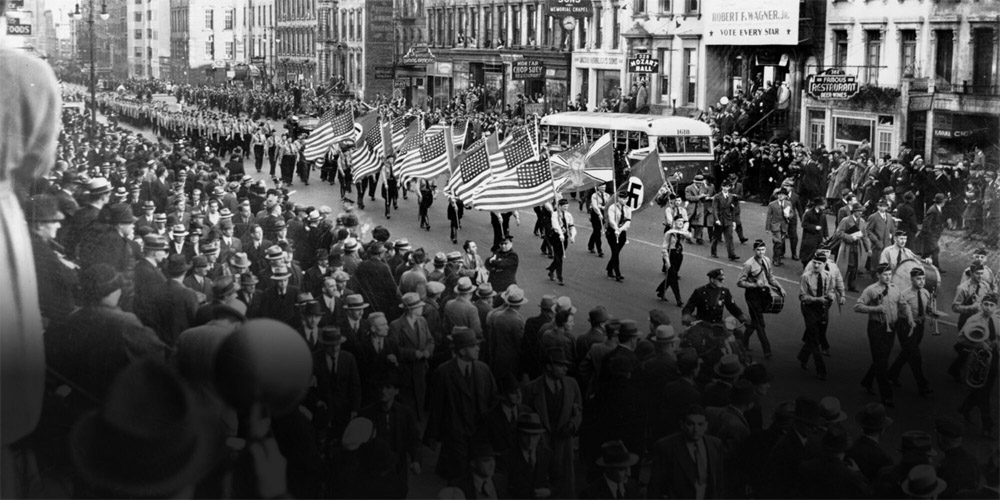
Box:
[539,112,715,185]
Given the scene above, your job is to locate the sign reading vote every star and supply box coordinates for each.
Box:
[703,0,799,46]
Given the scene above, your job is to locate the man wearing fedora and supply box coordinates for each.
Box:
[26,195,80,327]
[846,403,894,483]
[835,202,870,291]
[307,326,362,444]
[581,440,641,499]
[303,248,333,298]
[473,282,496,329]
[703,353,744,407]
[452,443,511,499]
[483,374,532,469]
[484,285,527,381]
[426,326,497,482]
[444,277,483,338]
[355,312,401,405]
[934,416,981,497]
[795,427,873,499]
[294,293,324,350]
[522,348,582,498]
[505,413,558,499]
[918,192,948,269]
[60,177,113,258]
[183,255,214,303]
[259,265,300,327]
[358,370,423,498]
[236,272,264,318]
[193,275,245,326]
[642,325,681,441]
[78,203,139,312]
[152,254,200,346]
[350,241,405,323]
[339,294,371,354]
[315,276,345,327]
[761,397,825,498]
[389,293,434,415]
[872,430,939,498]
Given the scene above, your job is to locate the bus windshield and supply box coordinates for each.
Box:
[658,136,712,154]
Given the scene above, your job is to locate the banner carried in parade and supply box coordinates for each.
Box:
[350,117,387,180]
[488,127,539,176]
[472,158,556,211]
[395,126,455,182]
[446,135,500,202]
[303,109,354,161]
[620,149,662,213]
[703,0,799,46]
[549,132,614,193]
[452,120,469,151]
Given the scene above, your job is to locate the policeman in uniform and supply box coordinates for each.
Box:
[681,268,748,326]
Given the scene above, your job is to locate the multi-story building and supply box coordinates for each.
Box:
[421,0,575,111]
[170,0,250,86]
[247,0,275,88]
[275,0,317,85]
[334,0,393,99]
[4,0,43,54]
[392,0,425,104]
[315,0,336,84]
[801,0,998,165]
[67,0,125,81]
[127,0,172,79]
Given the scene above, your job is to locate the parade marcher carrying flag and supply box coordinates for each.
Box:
[445,135,499,203]
[303,109,355,162]
[394,126,456,183]
[549,132,614,194]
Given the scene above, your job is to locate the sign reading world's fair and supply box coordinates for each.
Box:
[703,0,799,46]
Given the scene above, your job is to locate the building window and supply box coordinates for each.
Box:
[579,17,588,49]
[206,41,213,58]
[972,28,996,92]
[659,0,671,14]
[527,5,536,44]
[448,9,454,46]
[225,41,234,59]
[685,0,698,14]
[497,5,506,46]
[483,8,492,47]
[808,109,826,149]
[205,9,213,29]
[147,28,152,38]
[470,8,478,42]
[594,6,602,49]
[612,6,619,49]
[900,30,917,78]
[512,7,520,46]
[225,9,234,30]
[634,0,646,15]
[683,47,696,104]
[134,12,141,22]
[134,29,142,39]
[878,129,892,158]
[134,47,142,57]
[934,30,955,83]
[834,30,848,69]
[436,9,444,45]
[659,48,670,102]
[865,29,882,84]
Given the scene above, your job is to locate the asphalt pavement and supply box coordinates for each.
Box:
[108,97,997,497]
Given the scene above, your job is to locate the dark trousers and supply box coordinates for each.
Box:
[888,321,929,391]
[367,174,379,200]
[735,222,747,242]
[267,147,277,176]
[279,156,296,183]
[861,321,896,401]
[744,289,772,355]
[711,223,736,257]
[772,231,787,262]
[297,159,310,183]
[546,233,566,281]
[253,145,265,172]
[690,224,705,242]
[798,303,828,375]
[960,350,998,431]
[605,230,626,278]
[382,178,398,213]
[787,222,799,258]
[656,248,683,302]
[354,179,369,208]
[588,212,604,254]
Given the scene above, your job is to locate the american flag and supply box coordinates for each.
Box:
[396,119,425,155]
[445,134,499,202]
[395,128,454,182]
[303,109,354,161]
[350,118,385,180]
[452,120,469,151]
[488,129,539,177]
[472,158,556,211]
[388,115,411,154]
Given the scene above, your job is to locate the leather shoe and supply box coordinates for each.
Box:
[548,270,555,281]
[615,275,625,282]
[728,255,741,261]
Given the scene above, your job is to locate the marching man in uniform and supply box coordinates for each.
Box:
[737,240,783,359]
[605,195,631,282]
[887,267,944,397]
[855,262,913,408]
[546,199,576,286]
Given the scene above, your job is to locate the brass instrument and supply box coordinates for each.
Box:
[959,324,993,389]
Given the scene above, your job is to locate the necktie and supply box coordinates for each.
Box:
[465,364,472,381]
[974,283,981,299]
[696,439,708,485]
[816,273,824,298]
[917,289,924,319]
[481,481,490,499]
[896,248,903,266]
[376,339,383,353]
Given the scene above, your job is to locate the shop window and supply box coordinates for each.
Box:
[865,30,882,85]
[134,12,142,22]
[900,30,917,78]
[659,0,671,14]
[833,116,874,156]
[833,30,848,69]
[934,30,953,86]
[527,5,536,44]
[877,130,892,159]
[972,28,996,93]
[225,41,234,59]
[685,0,698,14]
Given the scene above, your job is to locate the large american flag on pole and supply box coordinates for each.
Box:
[445,134,500,202]
[303,109,354,161]
[487,128,539,176]
[350,118,385,180]
[388,115,412,155]
[395,127,455,182]
[452,120,469,151]
[472,158,556,211]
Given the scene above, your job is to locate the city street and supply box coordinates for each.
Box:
[111,99,997,496]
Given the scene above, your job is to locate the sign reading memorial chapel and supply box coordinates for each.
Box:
[547,0,593,19]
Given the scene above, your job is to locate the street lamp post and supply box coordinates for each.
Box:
[71,0,109,143]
